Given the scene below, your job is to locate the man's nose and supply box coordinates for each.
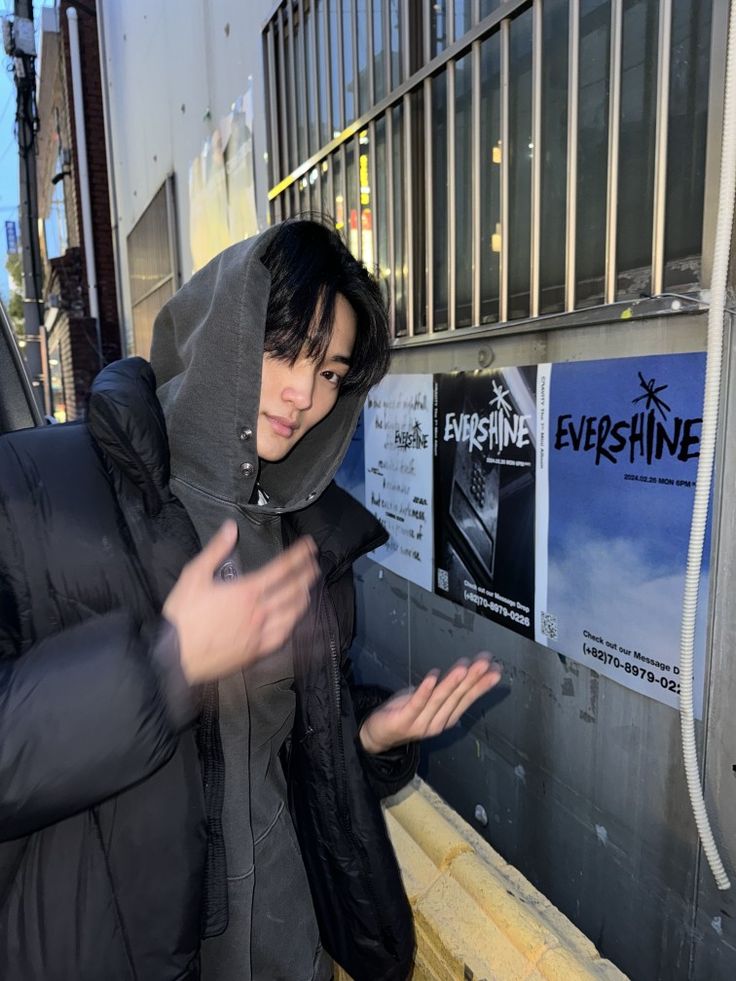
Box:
[283,368,315,411]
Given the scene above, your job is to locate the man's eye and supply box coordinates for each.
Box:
[322,370,343,386]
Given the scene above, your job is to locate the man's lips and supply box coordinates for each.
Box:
[266,414,298,437]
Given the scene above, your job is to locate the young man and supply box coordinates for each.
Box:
[0,220,500,980]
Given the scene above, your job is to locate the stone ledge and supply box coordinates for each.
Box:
[337,778,628,980]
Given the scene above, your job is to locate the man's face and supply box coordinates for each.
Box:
[257,293,358,462]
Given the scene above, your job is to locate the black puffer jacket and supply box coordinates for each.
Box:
[0,359,415,981]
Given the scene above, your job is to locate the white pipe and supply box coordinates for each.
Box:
[66,6,103,367]
[679,0,736,892]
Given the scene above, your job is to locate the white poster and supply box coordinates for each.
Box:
[364,374,434,590]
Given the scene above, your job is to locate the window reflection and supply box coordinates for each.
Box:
[576,0,610,309]
[456,55,473,327]
[480,33,501,324]
[540,0,569,315]
[664,0,713,289]
[508,9,533,320]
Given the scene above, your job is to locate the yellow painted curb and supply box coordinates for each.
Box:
[335,778,628,981]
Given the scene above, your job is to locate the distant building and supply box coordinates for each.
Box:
[36,0,120,422]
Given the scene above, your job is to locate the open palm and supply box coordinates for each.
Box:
[358,654,502,755]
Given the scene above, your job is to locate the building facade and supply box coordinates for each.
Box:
[36,0,121,422]
[97,2,735,978]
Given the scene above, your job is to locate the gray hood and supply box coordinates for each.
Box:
[149,227,364,517]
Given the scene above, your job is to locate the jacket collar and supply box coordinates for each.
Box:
[283,482,388,583]
[87,357,171,515]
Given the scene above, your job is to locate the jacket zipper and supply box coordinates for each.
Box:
[321,592,398,957]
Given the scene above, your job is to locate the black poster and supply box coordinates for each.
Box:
[434,367,537,638]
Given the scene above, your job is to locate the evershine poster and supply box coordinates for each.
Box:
[536,352,708,714]
[434,367,538,639]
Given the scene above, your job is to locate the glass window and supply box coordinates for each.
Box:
[455,1,473,41]
[333,149,345,233]
[431,2,449,57]
[539,0,569,315]
[392,103,407,335]
[455,55,473,327]
[319,158,332,223]
[359,129,374,270]
[305,6,319,156]
[294,14,307,162]
[480,0,502,17]
[329,0,341,134]
[357,1,370,115]
[373,2,386,102]
[432,70,449,329]
[343,0,355,125]
[316,0,332,147]
[346,137,359,257]
[508,9,533,320]
[480,32,501,324]
[375,115,390,293]
[616,0,658,299]
[664,0,713,289]
[390,0,402,88]
[576,0,611,308]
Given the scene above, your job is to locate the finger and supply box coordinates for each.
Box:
[422,662,490,734]
[254,561,317,619]
[397,671,441,722]
[193,519,239,575]
[412,662,471,730]
[446,669,502,728]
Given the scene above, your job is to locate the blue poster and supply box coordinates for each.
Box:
[536,353,708,715]
[334,411,366,505]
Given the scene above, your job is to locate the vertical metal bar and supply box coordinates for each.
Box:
[472,38,481,326]
[386,107,397,337]
[336,0,346,131]
[351,0,360,117]
[448,0,455,46]
[425,77,434,333]
[287,3,299,169]
[565,0,579,311]
[277,7,291,175]
[308,0,320,155]
[403,91,414,335]
[530,0,543,317]
[448,59,457,330]
[267,21,285,187]
[322,0,334,139]
[383,0,392,91]
[500,17,510,323]
[651,0,672,295]
[473,0,481,26]
[604,0,623,304]
[298,0,310,157]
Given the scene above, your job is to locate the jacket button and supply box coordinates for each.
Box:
[240,462,255,478]
[239,427,253,441]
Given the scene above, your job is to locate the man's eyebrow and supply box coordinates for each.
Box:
[328,354,352,366]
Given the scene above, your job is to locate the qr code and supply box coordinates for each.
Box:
[437,568,449,591]
[540,611,558,641]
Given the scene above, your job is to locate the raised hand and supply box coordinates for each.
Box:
[163,520,319,685]
[358,654,502,755]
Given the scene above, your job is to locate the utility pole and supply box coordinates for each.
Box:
[6,2,49,415]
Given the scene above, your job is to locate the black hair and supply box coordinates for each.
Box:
[260,217,391,395]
